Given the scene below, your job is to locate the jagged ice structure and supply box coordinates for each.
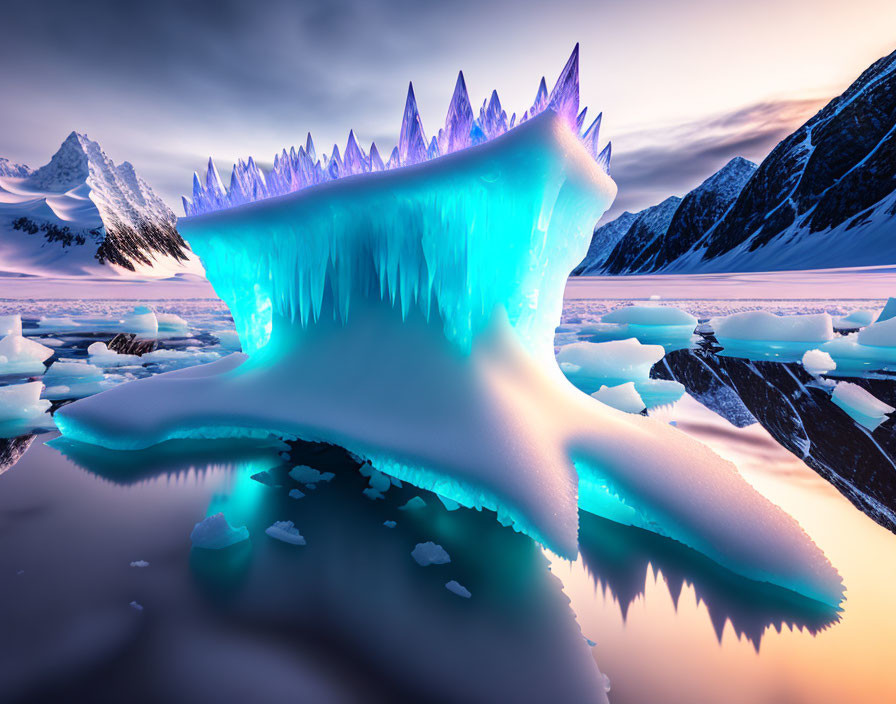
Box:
[57,48,842,607]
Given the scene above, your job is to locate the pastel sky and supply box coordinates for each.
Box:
[2,0,894,220]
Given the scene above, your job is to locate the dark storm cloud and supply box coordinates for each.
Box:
[601,97,827,221]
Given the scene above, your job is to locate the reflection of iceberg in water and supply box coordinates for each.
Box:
[578,512,840,650]
[56,56,842,607]
[51,435,611,703]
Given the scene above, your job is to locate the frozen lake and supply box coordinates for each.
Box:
[1,278,895,703]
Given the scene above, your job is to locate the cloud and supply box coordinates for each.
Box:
[601,97,828,221]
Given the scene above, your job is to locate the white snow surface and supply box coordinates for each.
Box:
[0,381,51,423]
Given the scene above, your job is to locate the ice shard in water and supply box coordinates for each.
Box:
[58,49,841,607]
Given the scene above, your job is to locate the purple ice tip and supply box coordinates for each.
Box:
[183,45,611,216]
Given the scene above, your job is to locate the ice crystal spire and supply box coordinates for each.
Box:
[596,142,612,174]
[369,142,385,172]
[184,46,613,216]
[205,157,226,207]
[399,82,428,166]
[344,130,367,175]
[548,43,579,128]
[444,71,474,153]
[582,113,602,160]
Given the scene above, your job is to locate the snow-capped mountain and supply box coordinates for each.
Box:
[0,132,199,277]
[572,210,637,275]
[576,48,896,275]
[598,196,681,274]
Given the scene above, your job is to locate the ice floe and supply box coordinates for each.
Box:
[591,382,646,414]
[831,382,894,431]
[190,513,250,549]
[412,542,451,566]
[265,520,306,545]
[0,335,53,375]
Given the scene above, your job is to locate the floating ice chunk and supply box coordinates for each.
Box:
[265,520,306,545]
[580,305,697,350]
[601,305,696,328]
[0,315,22,336]
[412,542,450,566]
[591,382,646,414]
[288,488,305,499]
[289,465,335,485]
[122,306,158,335]
[557,339,664,389]
[363,487,384,500]
[87,342,141,367]
[129,560,150,568]
[213,330,241,351]
[557,339,680,407]
[383,520,397,528]
[445,580,471,598]
[856,316,896,347]
[802,349,836,375]
[0,381,52,423]
[0,335,54,375]
[834,309,876,330]
[399,497,427,511]
[190,512,249,549]
[711,312,833,343]
[36,316,79,332]
[129,601,144,611]
[42,360,108,400]
[156,313,189,333]
[831,382,894,431]
[711,312,834,361]
[875,297,896,323]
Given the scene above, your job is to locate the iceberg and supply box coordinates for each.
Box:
[0,335,54,376]
[711,311,834,361]
[446,580,472,598]
[55,53,842,605]
[42,361,110,400]
[591,382,646,414]
[557,338,685,409]
[582,304,697,350]
[412,542,451,566]
[801,349,836,376]
[831,382,894,431]
[0,381,52,436]
[0,315,22,337]
[820,317,896,374]
[834,309,876,331]
[264,520,306,545]
[122,306,158,335]
[190,512,250,549]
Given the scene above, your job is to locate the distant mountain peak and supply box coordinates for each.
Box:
[0,132,197,277]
